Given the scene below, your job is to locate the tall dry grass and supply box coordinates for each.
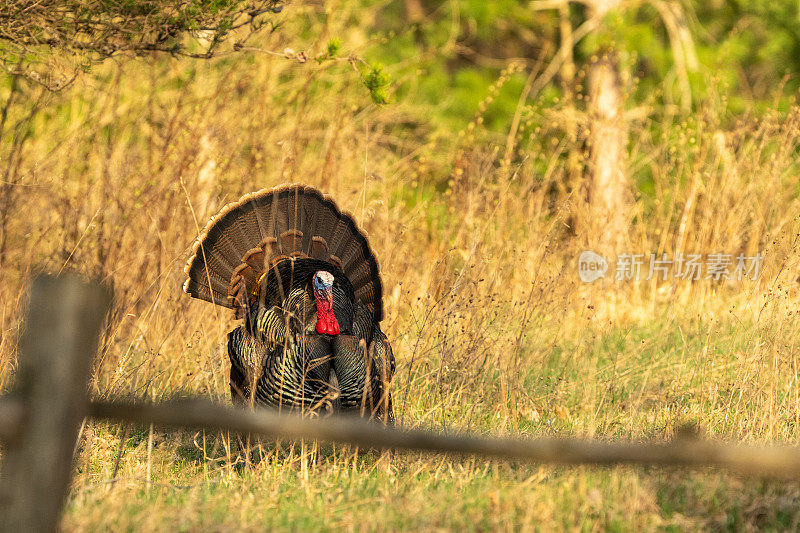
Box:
[1,3,799,431]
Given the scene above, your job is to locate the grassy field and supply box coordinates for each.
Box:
[60,309,800,530]
[2,1,800,530]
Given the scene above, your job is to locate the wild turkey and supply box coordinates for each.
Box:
[183,184,395,423]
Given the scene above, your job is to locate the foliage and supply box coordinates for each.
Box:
[369,1,800,133]
[316,37,341,63]
[362,62,391,104]
[0,0,284,88]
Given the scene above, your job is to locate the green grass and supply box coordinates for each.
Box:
[65,435,800,531]
[60,308,800,531]
[67,461,799,531]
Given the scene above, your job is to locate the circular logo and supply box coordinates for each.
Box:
[578,250,608,283]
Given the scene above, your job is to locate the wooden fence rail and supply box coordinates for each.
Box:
[87,398,800,477]
[1,274,800,532]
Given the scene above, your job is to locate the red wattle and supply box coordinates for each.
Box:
[315,299,340,335]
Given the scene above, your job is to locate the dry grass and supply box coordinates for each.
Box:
[2,1,800,530]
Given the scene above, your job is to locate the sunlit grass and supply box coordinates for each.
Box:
[2,1,800,529]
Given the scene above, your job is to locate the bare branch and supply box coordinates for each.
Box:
[0,0,286,88]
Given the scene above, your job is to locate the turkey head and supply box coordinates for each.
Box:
[312,270,340,335]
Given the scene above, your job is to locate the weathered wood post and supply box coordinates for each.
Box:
[0,274,111,533]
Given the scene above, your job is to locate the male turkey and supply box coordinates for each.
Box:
[183,184,394,423]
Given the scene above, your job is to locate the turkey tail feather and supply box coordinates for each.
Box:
[184,184,384,321]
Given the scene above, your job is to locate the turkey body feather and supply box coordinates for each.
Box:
[184,184,394,423]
